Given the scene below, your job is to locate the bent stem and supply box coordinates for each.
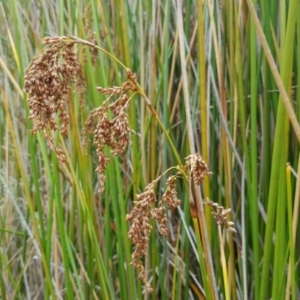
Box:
[68,35,128,70]
[68,35,185,171]
[138,93,184,170]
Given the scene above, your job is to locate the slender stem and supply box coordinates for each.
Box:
[68,35,128,70]
[176,0,218,298]
[249,0,260,297]
[68,35,185,172]
[138,92,184,171]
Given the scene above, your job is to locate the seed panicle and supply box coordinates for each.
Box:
[24,36,86,162]
[126,175,182,292]
[127,154,209,291]
[83,74,137,193]
[205,199,236,233]
[185,153,212,184]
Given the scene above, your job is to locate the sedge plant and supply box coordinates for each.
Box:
[23,35,235,296]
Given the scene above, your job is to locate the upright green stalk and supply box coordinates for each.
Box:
[160,1,172,298]
[285,164,295,300]
[234,2,252,297]
[249,0,260,297]
[197,0,212,239]
[176,0,218,298]
[52,153,74,300]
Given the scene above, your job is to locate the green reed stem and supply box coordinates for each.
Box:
[249,0,260,297]
[67,35,185,172]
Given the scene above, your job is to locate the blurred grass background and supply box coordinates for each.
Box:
[0,0,299,299]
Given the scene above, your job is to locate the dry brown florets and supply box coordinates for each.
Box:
[84,72,138,193]
[24,36,86,162]
[126,153,213,291]
[205,199,236,233]
[184,154,235,232]
[126,174,182,292]
[185,153,211,184]
[161,175,181,210]
[126,183,157,292]
[126,68,139,88]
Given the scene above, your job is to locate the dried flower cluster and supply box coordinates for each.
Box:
[126,174,181,292]
[24,36,85,161]
[126,153,212,291]
[126,182,157,292]
[184,153,212,184]
[184,154,235,232]
[205,199,236,233]
[84,70,138,193]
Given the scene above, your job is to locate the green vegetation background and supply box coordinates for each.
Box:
[0,0,299,299]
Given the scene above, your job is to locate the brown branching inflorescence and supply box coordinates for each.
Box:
[184,154,235,232]
[126,182,157,292]
[126,154,209,291]
[205,200,236,233]
[83,70,138,193]
[126,154,235,291]
[126,174,182,292]
[24,36,85,162]
[184,153,212,184]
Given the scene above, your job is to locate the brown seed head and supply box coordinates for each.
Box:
[185,153,211,184]
[126,183,157,291]
[126,173,182,291]
[84,73,136,193]
[24,36,86,162]
[205,199,236,233]
[161,175,181,210]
